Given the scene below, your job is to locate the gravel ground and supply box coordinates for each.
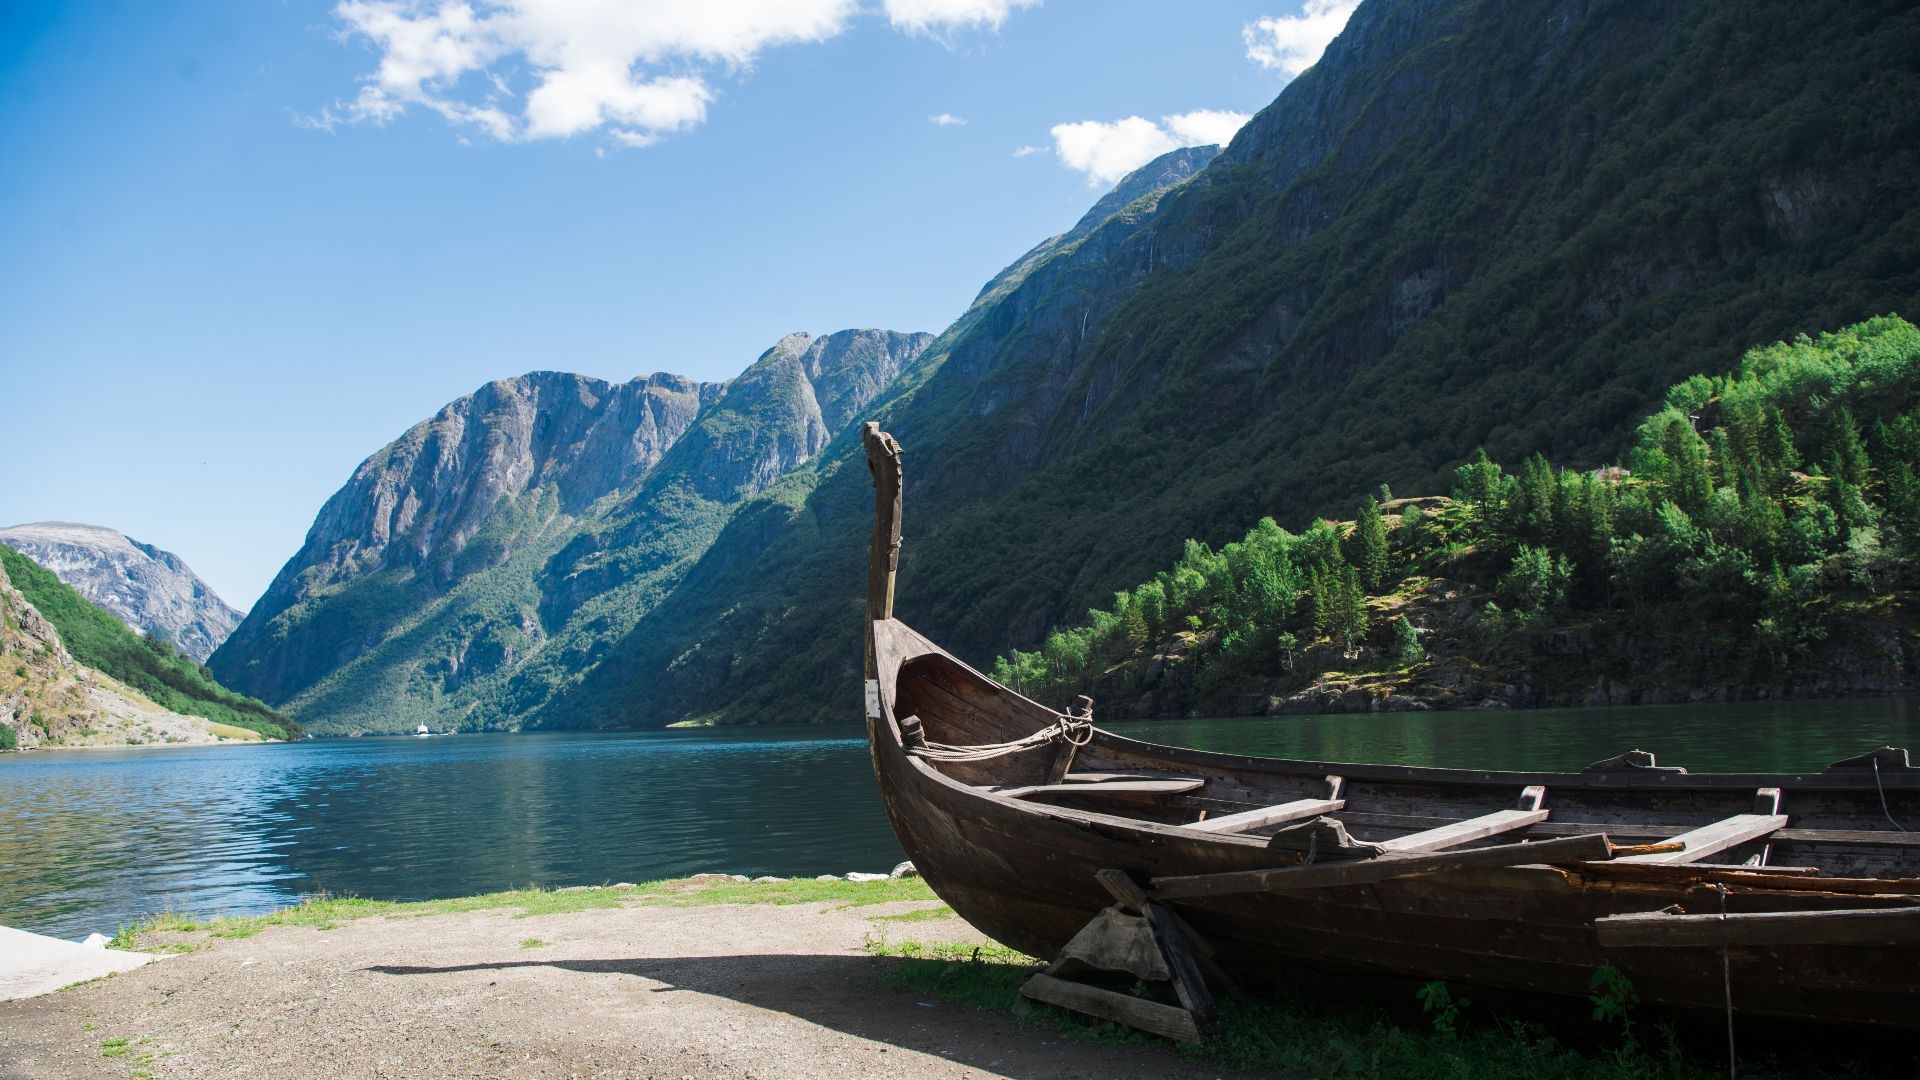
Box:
[0,889,1235,1079]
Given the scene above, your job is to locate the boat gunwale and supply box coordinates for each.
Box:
[879,619,1920,795]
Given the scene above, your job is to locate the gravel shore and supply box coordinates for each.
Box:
[0,881,1233,1079]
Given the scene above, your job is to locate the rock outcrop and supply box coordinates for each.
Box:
[0,522,242,662]
[209,329,931,733]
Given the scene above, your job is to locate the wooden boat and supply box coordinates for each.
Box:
[858,423,1920,1034]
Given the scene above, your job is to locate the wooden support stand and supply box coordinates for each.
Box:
[1018,869,1232,1043]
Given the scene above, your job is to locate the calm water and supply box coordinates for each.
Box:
[2,698,1916,940]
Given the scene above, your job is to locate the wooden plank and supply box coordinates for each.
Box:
[995,778,1206,800]
[1596,906,1920,948]
[1150,833,1615,899]
[1182,797,1344,834]
[1095,869,1151,913]
[1615,814,1788,864]
[1145,901,1222,1035]
[1019,973,1203,1043]
[1377,808,1549,853]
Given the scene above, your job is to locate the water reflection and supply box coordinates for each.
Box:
[1112,697,1920,773]
[2,698,1915,939]
[0,729,904,939]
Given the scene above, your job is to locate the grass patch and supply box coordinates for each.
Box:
[648,877,936,910]
[866,937,1039,1012]
[519,937,549,949]
[866,904,956,923]
[861,937,1883,1079]
[99,1035,143,1058]
[107,877,933,951]
[206,722,263,741]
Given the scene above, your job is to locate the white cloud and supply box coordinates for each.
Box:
[1049,109,1250,186]
[1163,109,1250,147]
[884,0,1039,36]
[313,0,1043,146]
[929,112,968,126]
[314,0,860,144]
[1011,144,1043,157]
[1244,1,1360,76]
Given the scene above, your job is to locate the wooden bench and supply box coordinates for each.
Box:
[1182,776,1346,835]
[1376,785,1549,853]
[995,775,1207,801]
[1615,788,1788,865]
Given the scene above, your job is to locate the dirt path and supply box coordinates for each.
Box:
[0,888,1237,1079]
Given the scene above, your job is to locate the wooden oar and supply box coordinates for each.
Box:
[1150,834,1675,899]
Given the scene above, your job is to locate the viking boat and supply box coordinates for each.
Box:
[858,424,1920,1036]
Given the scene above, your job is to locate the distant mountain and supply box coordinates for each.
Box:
[0,522,243,662]
[209,329,932,734]
[0,547,291,749]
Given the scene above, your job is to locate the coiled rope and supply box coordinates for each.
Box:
[907,713,1094,762]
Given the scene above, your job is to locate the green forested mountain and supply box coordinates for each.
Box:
[551,0,1919,729]
[0,546,296,740]
[990,316,1920,715]
[225,0,1919,732]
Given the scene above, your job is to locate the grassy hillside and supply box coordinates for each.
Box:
[991,316,1920,714]
[0,546,298,740]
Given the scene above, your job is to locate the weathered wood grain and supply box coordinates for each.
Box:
[1019,973,1203,1043]
[1597,905,1920,947]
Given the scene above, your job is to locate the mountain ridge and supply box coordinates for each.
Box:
[210,328,932,733]
[0,521,243,662]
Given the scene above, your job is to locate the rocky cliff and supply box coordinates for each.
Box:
[210,329,931,733]
[0,559,247,750]
[0,522,242,662]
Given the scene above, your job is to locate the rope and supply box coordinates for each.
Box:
[907,713,1094,762]
[1873,758,1909,831]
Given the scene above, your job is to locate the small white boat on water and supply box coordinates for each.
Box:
[414,725,431,737]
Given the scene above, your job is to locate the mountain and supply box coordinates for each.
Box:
[209,329,932,734]
[539,0,1919,729]
[222,0,1918,734]
[0,522,242,662]
[0,547,290,748]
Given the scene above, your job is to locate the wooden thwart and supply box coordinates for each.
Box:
[1597,905,1920,947]
[1377,785,1548,853]
[1150,833,1626,899]
[1615,790,1786,865]
[1184,776,1346,835]
[996,778,1206,800]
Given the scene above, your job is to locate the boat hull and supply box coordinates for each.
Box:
[865,621,1920,1029]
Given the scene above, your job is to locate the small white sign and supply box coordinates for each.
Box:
[864,679,881,720]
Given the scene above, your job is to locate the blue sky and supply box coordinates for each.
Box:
[0,0,1353,611]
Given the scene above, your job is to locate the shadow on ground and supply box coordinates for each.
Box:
[366,951,1217,1079]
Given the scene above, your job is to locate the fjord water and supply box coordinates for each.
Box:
[3,698,1917,940]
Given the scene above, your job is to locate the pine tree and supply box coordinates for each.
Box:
[1307,567,1331,640]
[1350,497,1390,590]
[1334,564,1369,654]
